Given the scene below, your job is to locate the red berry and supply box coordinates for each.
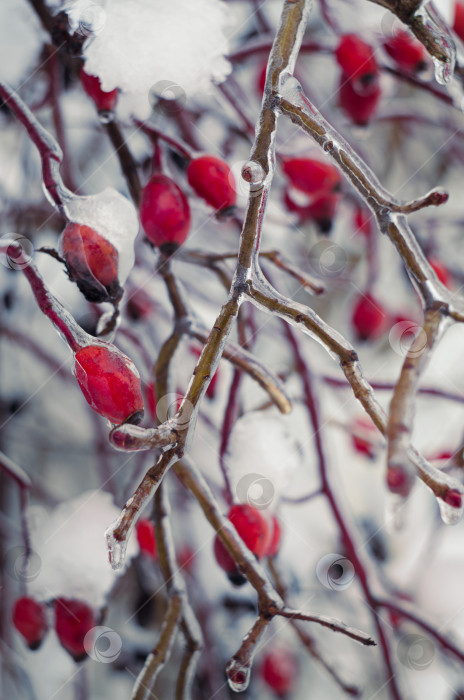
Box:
[351,293,387,341]
[454,2,464,42]
[339,76,381,125]
[61,223,121,303]
[140,174,191,251]
[266,515,282,557]
[443,489,462,509]
[429,258,451,287]
[13,597,48,650]
[281,158,341,196]
[261,648,298,696]
[136,518,157,559]
[187,155,236,211]
[80,68,118,112]
[74,344,144,424]
[54,598,95,662]
[383,31,428,73]
[214,504,271,583]
[336,35,379,86]
[386,466,413,497]
[351,417,377,459]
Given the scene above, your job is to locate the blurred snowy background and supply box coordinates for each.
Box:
[1,0,464,699]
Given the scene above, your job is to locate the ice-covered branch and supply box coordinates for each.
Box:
[0,82,72,213]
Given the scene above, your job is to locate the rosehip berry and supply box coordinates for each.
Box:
[74,344,144,424]
[140,174,191,253]
[261,648,298,696]
[80,68,118,112]
[61,223,121,303]
[339,76,381,125]
[442,489,462,509]
[351,417,377,459]
[266,515,282,557]
[351,293,386,341]
[12,597,48,650]
[54,598,95,662]
[187,155,236,212]
[281,158,341,196]
[429,258,451,287]
[454,2,464,42]
[336,35,379,87]
[386,466,413,497]
[214,504,271,585]
[136,518,157,559]
[383,31,428,73]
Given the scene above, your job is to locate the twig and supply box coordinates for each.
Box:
[104,121,142,205]
[0,82,71,213]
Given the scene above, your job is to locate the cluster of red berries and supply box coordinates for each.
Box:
[139,155,236,254]
[13,596,97,661]
[281,157,342,232]
[214,504,281,586]
[335,31,427,125]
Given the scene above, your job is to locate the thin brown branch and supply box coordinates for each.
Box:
[277,609,376,646]
[104,120,142,205]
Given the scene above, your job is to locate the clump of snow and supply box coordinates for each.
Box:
[64,188,139,283]
[27,490,139,607]
[225,411,302,513]
[79,0,232,95]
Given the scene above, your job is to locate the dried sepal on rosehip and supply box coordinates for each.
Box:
[139,174,191,254]
[214,504,271,586]
[54,597,96,662]
[13,597,49,650]
[73,343,144,425]
[80,67,119,113]
[61,223,123,303]
[187,155,236,214]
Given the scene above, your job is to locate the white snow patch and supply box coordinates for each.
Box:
[79,0,232,95]
[27,490,139,607]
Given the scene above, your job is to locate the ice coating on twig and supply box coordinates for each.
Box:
[65,188,138,283]
[415,2,456,84]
